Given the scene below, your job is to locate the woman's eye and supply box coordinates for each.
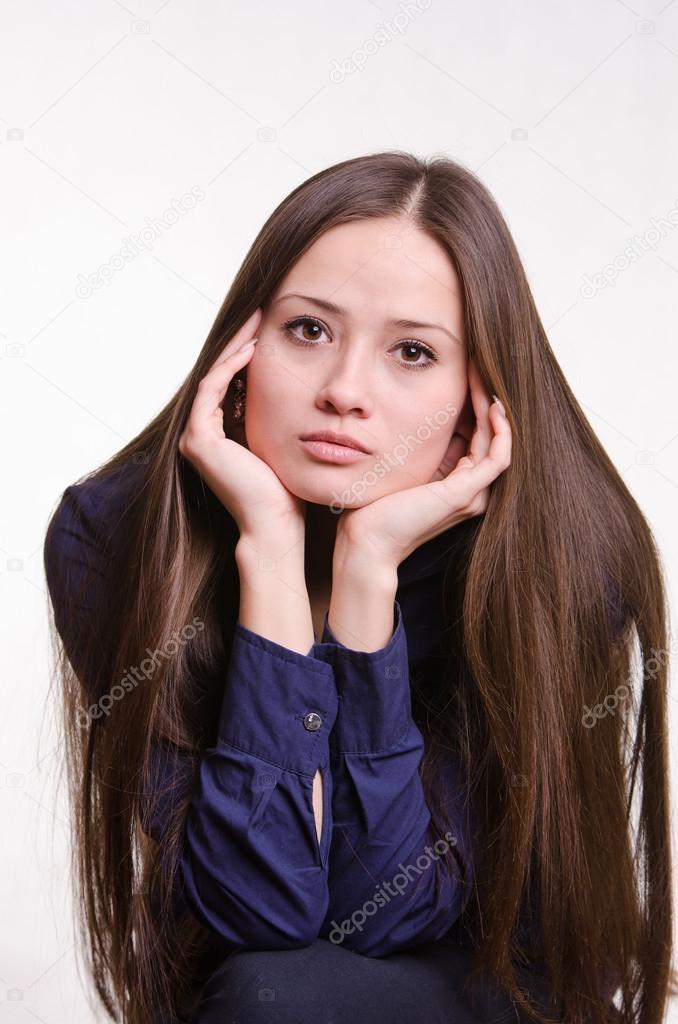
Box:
[281,316,438,371]
[396,340,438,370]
[282,316,328,345]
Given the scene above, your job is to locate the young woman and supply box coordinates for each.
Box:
[43,151,675,1024]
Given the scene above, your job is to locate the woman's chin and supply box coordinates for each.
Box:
[278,472,377,512]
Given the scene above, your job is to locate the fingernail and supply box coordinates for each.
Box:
[492,394,506,416]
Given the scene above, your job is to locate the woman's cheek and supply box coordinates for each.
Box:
[374,429,443,487]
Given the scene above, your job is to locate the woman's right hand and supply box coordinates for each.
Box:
[178,307,305,541]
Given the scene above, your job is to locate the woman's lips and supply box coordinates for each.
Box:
[299,439,372,464]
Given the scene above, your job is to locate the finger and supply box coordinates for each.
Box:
[190,343,257,430]
[452,401,512,493]
[210,307,263,371]
[434,433,469,479]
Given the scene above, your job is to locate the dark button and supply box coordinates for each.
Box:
[303,712,322,731]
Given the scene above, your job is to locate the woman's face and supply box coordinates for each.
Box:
[243,216,469,510]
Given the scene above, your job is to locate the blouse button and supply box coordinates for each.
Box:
[303,712,322,731]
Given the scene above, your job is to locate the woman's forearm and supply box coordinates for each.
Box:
[235,533,324,844]
[327,542,399,652]
[235,533,314,655]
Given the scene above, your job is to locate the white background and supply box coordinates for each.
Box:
[1,0,677,1020]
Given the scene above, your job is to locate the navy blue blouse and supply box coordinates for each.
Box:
[43,466,476,959]
[43,464,626,981]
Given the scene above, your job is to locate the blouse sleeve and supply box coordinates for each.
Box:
[310,601,474,957]
[43,480,339,951]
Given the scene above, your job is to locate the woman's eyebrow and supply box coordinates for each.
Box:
[273,292,460,344]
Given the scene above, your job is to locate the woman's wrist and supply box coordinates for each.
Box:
[235,532,314,654]
[331,532,399,591]
[235,528,305,571]
[327,540,399,652]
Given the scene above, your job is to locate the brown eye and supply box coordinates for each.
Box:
[281,316,328,345]
[299,322,322,342]
[397,341,436,368]
[281,316,439,371]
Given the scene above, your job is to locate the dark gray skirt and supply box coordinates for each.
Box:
[182,930,561,1024]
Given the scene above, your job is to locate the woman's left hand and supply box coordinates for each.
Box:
[334,360,512,572]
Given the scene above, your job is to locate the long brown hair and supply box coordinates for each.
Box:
[44,151,676,1024]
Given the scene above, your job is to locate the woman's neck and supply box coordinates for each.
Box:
[304,502,340,592]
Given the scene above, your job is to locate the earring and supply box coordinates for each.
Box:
[232,377,246,421]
